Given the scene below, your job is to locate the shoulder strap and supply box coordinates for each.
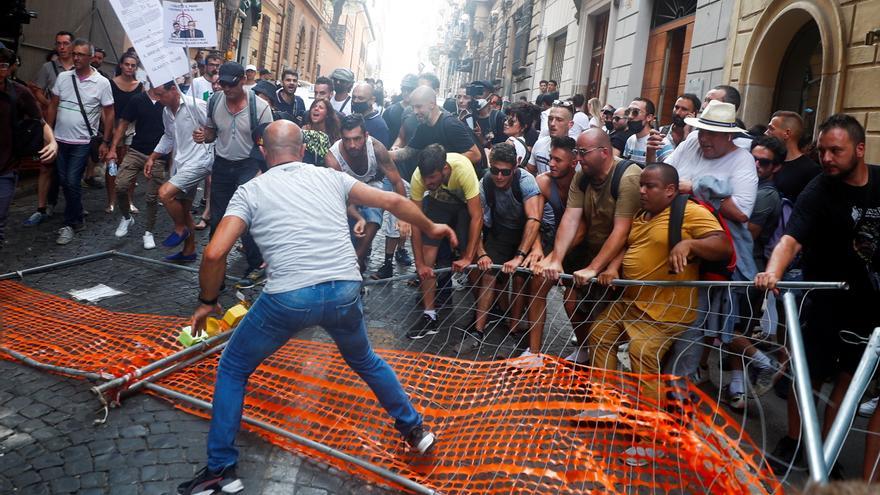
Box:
[51,61,59,76]
[511,168,523,204]
[515,137,530,167]
[6,79,17,128]
[248,89,257,132]
[610,159,639,200]
[206,91,221,123]
[667,194,690,250]
[70,73,95,137]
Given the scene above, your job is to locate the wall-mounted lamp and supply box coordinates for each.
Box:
[867,28,880,46]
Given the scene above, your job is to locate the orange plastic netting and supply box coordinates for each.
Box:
[0,280,780,494]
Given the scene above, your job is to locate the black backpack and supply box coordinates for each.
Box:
[667,194,737,281]
[6,79,44,158]
[578,159,641,199]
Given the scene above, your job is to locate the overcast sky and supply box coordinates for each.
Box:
[377,0,448,92]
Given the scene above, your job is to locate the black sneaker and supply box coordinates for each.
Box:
[406,314,439,340]
[405,426,436,454]
[395,248,413,266]
[177,465,243,495]
[766,435,802,474]
[371,262,394,280]
[235,267,266,289]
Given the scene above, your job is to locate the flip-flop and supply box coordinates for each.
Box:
[194,218,209,230]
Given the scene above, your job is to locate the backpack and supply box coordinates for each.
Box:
[482,169,522,229]
[764,197,794,260]
[578,159,641,199]
[6,79,44,158]
[668,194,737,280]
[207,89,259,138]
[513,136,531,167]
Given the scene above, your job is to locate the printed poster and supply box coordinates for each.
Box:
[163,1,218,48]
[108,0,189,86]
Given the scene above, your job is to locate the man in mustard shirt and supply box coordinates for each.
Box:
[407,144,484,339]
[590,163,731,402]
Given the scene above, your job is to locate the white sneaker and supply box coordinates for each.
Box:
[115,216,135,238]
[510,349,544,370]
[55,226,74,245]
[564,348,590,365]
[143,231,156,250]
[859,396,879,417]
[129,203,140,214]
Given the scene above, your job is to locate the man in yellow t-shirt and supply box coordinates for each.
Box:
[407,144,484,339]
[589,163,731,402]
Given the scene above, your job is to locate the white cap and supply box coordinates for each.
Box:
[245,64,257,72]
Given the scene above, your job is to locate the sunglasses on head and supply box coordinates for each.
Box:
[754,157,774,167]
[489,166,513,176]
[552,100,574,108]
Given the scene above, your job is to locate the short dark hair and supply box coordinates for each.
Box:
[418,72,440,90]
[94,47,106,56]
[56,31,74,41]
[550,135,576,153]
[571,94,585,108]
[72,39,94,56]
[818,113,865,146]
[0,48,15,64]
[315,76,333,87]
[548,79,557,86]
[489,142,517,166]
[281,69,298,80]
[119,52,139,66]
[750,135,787,164]
[205,51,223,64]
[340,113,367,134]
[417,144,447,177]
[713,85,741,110]
[162,81,176,91]
[679,93,701,114]
[644,162,679,188]
[539,80,548,85]
[633,97,656,116]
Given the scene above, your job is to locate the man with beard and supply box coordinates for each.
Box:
[330,68,355,116]
[325,114,407,272]
[622,97,673,165]
[608,107,630,157]
[273,69,306,125]
[351,82,390,147]
[757,114,880,480]
[187,51,221,102]
[657,93,701,149]
[383,74,418,151]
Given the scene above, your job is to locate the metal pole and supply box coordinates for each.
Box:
[113,251,239,281]
[92,331,233,396]
[0,347,115,381]
[823,327,880,469]
[783,290,828,484]
[143,383,437,495]
[122,342,229,395]
[0,250,115,280]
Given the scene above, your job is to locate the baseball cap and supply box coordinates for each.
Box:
[252,80,277,99]
[218,62,245,85]
[259,68,271,75]
[245,64,257,72]
[330,68,355,83]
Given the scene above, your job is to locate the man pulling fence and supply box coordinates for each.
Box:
[179,120,455,495]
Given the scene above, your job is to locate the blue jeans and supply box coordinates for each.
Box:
[206,280,422,471]
[210,156,262,271]
[0,172,17,244]
[55,142,91,227]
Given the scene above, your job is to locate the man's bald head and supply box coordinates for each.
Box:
[577,128,611,149]
[352,82,374,101]
[261,120,304,167]
[410,86,437,106]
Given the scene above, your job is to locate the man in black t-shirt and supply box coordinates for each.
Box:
[756,114,880,477]
[389,86,482,171]
[608,107,631,157]
[765,110,821,201]
[108,85,167,249]
[383,73,418,149]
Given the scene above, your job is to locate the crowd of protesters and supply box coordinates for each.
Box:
[1,33,879,491]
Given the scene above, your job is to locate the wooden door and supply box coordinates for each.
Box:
[640,16,694,125]
[587,11,609,99]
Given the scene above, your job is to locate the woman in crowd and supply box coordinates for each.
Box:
[503,102,541,166]
[302,98,340,167]
[105,52,143,213]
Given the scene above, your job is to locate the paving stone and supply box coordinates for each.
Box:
[5,396,34,411]
[79,488,107,495]
[80,471,108,488]
[2,432,35,449]
[129,449,158,465]
[158,448,185,463]
[112,485,139,495]
[167,462,195,479]
[117,437,147,453]
[19,403,53,420]
[12,469,41,488]
[0,415,28,429]
[147,433,179,449]
[49,476,80,493]
[92,453,115,472]
[19,481,50,495]
[87,439,117,457]
[41,436,72,452]
[38,465,64,481]
[62,445,91,460]
[30,427,60,442]
[63,455,93,476]
[142,480,178,495]
[263,480,297,494]
[119,424,149,438]
[108,466,140,485]
[30,453,63,470]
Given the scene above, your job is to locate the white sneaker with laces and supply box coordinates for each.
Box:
[115,216,134,238]
[859,396,879,417]
[55,226,74,245]
[143,231,156,250]
[129,203,140,214]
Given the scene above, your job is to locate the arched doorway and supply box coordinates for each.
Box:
[773,21,822,139]
[736,0,845,134]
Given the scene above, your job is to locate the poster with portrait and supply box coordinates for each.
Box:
[163,1,217,48]
[108,0,189,87]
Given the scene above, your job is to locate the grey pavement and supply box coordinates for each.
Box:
[0,171,875,493]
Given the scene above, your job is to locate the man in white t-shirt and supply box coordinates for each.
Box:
[622,97,673,165]
[527,102,574,175]
[329,68,355,116]
[570,94,591,137]
[46,38,114,245]
[187,52,222,102]
[178,120,452,495]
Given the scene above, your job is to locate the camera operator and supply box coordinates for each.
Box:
[459,82,505,149]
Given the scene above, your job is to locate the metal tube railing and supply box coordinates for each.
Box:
[142,382,437,495]
[0,250,115,280]
[0,346,115,381]
[783,291,828,484]
[823,327,880,470]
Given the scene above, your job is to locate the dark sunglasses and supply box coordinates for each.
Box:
[573,146,605,157]
[601,109,614,115]
[612,116,626,121]
[624,108,641,117]
[218,79,239,88]
[504,117,518,126]
[754,157,775,167]
[489,167,513,176]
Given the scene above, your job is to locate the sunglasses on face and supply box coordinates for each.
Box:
[573,146,605,157]
[612,116,625,121]
[625,108,641,117]
[219,79,239,88]
[489,167,513,176]
[754,157,774,167]
[0,63,9,70]
[504,118,518,126]
[602,109,613,115]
